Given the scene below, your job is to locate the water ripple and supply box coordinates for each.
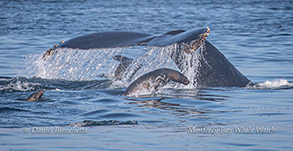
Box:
[69,120,138,127]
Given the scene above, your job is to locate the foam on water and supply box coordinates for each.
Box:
[0,77,40,92]
[247,79,293,90]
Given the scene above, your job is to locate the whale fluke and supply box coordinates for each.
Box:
[42,27,210,58]
[41,27,251,88]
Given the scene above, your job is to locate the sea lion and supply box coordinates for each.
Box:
[124,68,190,96]
[112,55,143,80]
[112,55,134,79]
[25,90,44,102]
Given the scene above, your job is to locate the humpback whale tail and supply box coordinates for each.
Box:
[42,27,210,58]
[40,27,251,88]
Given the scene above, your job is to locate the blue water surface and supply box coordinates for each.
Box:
[0,0,293,151]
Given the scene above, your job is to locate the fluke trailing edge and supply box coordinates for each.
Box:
[43,28,210,58]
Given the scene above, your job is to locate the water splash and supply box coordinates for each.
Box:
[120,45,179,85]
[247,79,293,89]
[20,44,207,93]
[121,44,206,88]
[0,77,40,92]
[22,47,125,80]
[175,44,206,88]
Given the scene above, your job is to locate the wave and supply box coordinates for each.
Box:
[0,76,112,92]
[68,120,138,127]
[0,77,41,92]
[0,107,31,113]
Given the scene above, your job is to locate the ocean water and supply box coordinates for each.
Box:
[0,0,293,150]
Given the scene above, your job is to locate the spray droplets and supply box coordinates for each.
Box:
[20,44,208,89]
